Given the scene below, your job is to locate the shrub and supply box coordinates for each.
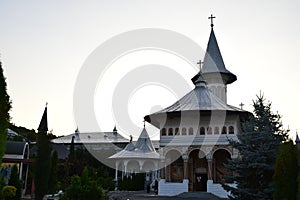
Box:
[2,186,16,200]
[61,174,105,200]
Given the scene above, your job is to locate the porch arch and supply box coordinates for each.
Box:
[165,149,183,182]
[213,149,231,183]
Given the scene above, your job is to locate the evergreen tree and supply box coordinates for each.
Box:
[68,136,76,161]
[0,61,11,166]
[223,94,288,200]
[298,150,300,199]
[8,165,21,200]
[273,141,298,200]
[48,150,58,194]
[35,106,52,200]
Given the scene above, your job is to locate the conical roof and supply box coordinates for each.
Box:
[192,28,236,85]
[135,127,156,152]
[109,127,159,160]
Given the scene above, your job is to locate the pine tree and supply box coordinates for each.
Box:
[35,106,52,200]
[0,61,11,166]
[273,141,298,200]
[223,94,288,200]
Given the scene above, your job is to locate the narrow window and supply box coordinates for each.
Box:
[200,127,205,135]
[182,128,187,135]
[161,128,166,136]
[168,128,173,136]
[188,127,193,135]
[229,126,234,134]
[214,127,219,135]
[221,126,227,134]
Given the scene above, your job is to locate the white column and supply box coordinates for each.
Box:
[115,161,119,181]
[19,162,23,180]
[124,160,128,176]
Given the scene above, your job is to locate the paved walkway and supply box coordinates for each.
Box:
[109,191,227,200]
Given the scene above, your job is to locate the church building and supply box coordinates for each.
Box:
[142,16,251,197]
[53,15,252,198]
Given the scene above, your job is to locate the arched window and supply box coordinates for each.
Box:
[175,128,180,135]
[188,127,193,135]
[221,126,227,134]
[181,128,187,135]
[207,127,212,135]
[229,126,234,134]
[200,127,205,135]
[168,128,173,136]
[214,127,219,135]
[161,128,166,136]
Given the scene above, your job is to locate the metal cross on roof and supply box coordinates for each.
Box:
[208,14,216,28]
[197,60,204,71]
[239,102,244,110]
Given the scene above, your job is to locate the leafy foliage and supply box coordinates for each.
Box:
[0,61,11,166]
[223,94,288,199]
[48,150,59,194]
[273,141,298,200]
[8,165,21,200]
[61,167,105,200]
[1,186,16,200]
[57,147,115,193]
[8,124,36,142]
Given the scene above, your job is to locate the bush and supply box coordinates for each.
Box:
[61,173,105,200]
[1,186,16,200]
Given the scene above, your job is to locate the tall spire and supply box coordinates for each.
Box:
[37,103,48,133]
[201,24,236,84]
[192,15,237,103]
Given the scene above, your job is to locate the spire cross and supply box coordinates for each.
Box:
[46,102,48,107]
[208,14,216,28]
[239,102,244,110]
[197,60,204,71]
[143,120,146,127]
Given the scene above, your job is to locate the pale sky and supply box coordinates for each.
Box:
[1,1,299,140]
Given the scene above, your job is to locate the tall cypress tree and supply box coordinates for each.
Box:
[0,61,11,166]
[48,150,58,194]
[273,141,298,200]
[35,105,51,200]
[223,94,288,200]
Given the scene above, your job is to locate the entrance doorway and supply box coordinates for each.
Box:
[195,173,208,191]
[188,149,208,191]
